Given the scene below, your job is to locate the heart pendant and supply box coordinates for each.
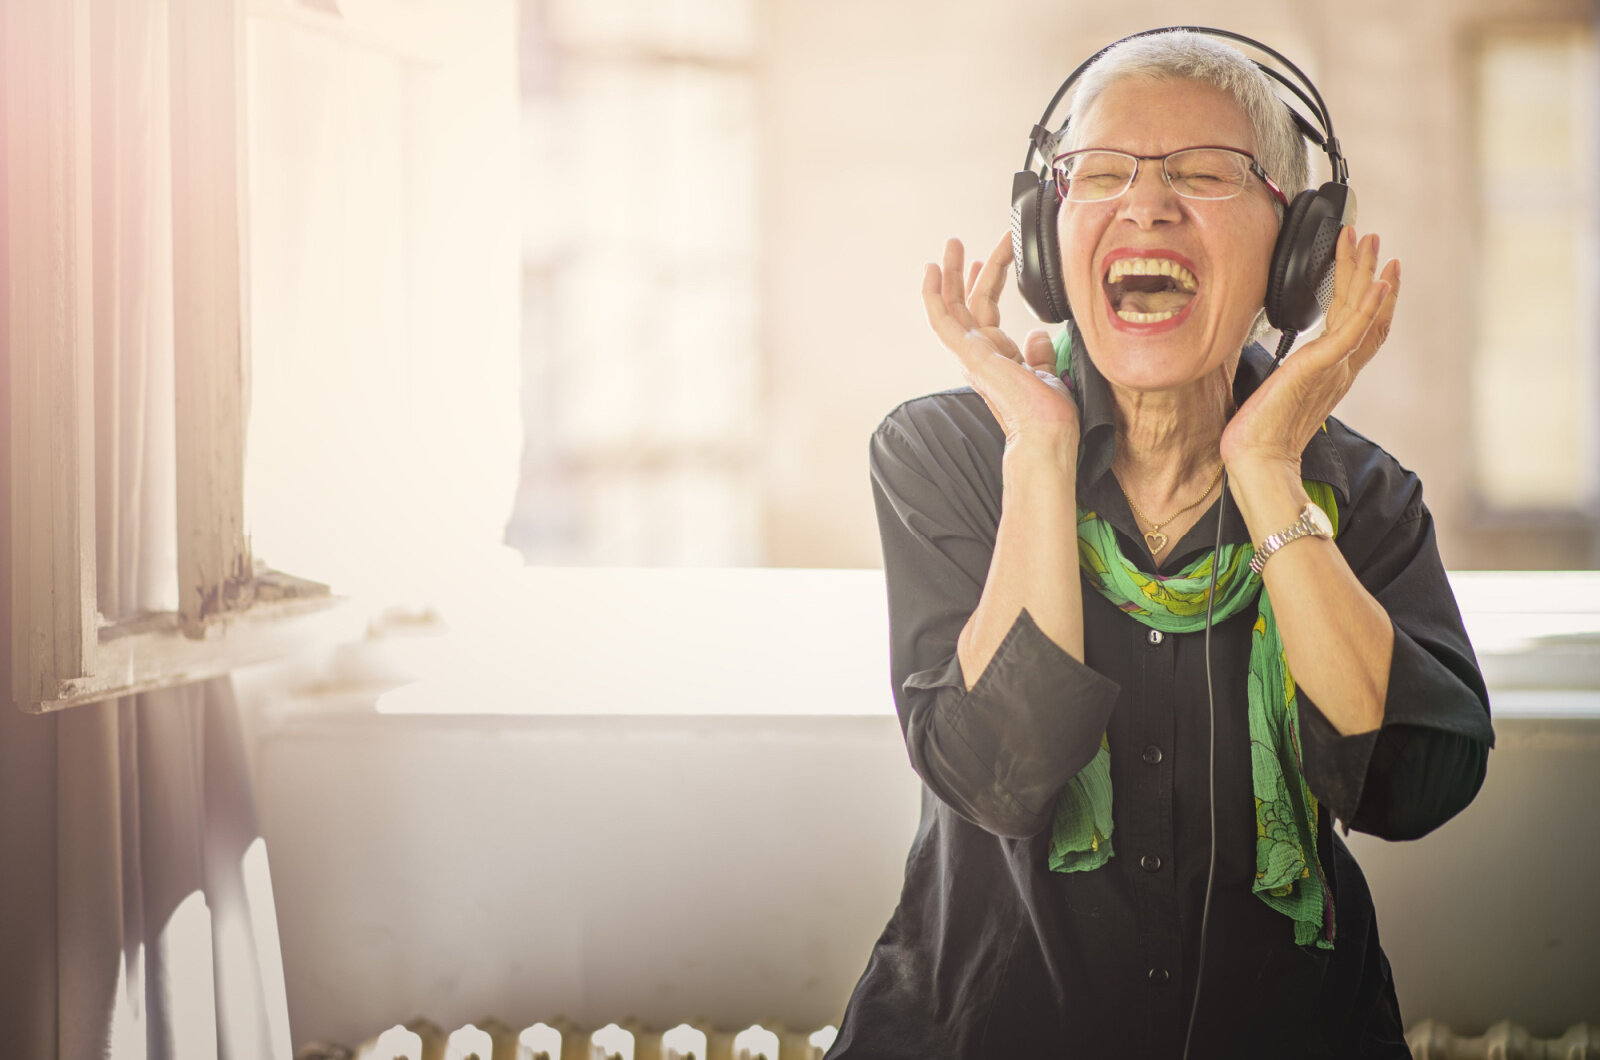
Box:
[1145,531,1168,553]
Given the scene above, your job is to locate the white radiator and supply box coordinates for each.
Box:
[1407,1020,1600,1059]
[296,1019,1600,1060]
[295,1017,838,1060]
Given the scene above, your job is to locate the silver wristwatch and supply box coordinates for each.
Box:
[1249,502,1333,574]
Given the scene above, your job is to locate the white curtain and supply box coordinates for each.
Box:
[0,0,293,1056]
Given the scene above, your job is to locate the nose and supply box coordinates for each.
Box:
[1116,159,1183,228]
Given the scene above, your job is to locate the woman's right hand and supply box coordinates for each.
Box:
[921,233,1080,449]
[924,236,1089,685]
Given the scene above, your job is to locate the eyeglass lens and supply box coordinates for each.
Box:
[1057,149,1252,202]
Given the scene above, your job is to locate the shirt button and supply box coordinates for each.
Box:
[1147,968,1170,983]
[1140,854,1162,872]
[1148,629,1164,646]
[1142,744,1163,764]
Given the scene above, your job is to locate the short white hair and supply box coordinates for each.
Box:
[1061,31,1311,215]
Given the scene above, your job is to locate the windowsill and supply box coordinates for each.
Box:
[231,567,1600,721]
[21,573,362,714]
[243,567,893,719]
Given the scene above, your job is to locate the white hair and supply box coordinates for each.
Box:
[1061,30,1312,214]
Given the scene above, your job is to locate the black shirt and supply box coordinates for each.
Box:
[828,344,1496,1059]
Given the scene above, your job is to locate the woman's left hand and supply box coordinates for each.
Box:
[1220,226,1399,473]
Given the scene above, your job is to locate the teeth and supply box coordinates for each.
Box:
[1106,257,1198,291]
[1116,308,1183,323]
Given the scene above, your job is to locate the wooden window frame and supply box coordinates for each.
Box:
[5,0,348,715]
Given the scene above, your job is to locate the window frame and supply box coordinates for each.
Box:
[1463,19,1600,522]
[5,0,347,715]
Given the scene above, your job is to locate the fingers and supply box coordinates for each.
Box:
[1298,228,1388,374]
[1348,231,1380,322]
[1327,227,1368,322]
[922,264,1025,396]
[1326,227,1379,331]
[1022,329,1055,373]
[968,232,1014,330]
[925,235,1030,364]
[940,239,979,331]
[1318,273,1391,372]
[935,234,1016,333]
[1349,258,1400,373]
[923,262,979,354]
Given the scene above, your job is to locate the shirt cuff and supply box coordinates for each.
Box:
[1296,623,1495,830]
[905,608,1121,831]
[1296,690,1380,827]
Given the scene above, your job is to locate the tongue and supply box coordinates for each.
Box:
[1119,289,1193,314]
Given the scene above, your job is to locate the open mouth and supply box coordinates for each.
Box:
[1103,257,1199,324]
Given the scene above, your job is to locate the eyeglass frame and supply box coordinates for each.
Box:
[1050,145,1290,208]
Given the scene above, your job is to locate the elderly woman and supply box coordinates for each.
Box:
[828,31,1495,1060]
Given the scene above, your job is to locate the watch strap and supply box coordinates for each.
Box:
[1249,503,1332,574]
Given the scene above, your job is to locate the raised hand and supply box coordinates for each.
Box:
[1221,226,1400,472]
[922,233,1079,449]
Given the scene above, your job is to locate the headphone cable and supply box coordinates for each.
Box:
[1180,327,1295,1060]
[1179,470,1226,1060]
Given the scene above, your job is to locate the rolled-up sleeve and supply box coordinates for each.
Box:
[871,400,1121,838]
[1295,435,1495,842]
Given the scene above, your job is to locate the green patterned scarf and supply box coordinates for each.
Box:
[1048,329,1337,950]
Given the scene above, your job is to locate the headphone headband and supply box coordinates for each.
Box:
[1021,26,1347,185]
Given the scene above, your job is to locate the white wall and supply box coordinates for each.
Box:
[257,715,1600,1046]
[244,569,1600,1048]
[255,712,917,1045]
[1346,717,1600,1036]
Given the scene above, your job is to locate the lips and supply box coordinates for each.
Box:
[1101,248,1200,328]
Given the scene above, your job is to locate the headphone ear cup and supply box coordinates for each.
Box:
[1265,182,1348,333]
[1011,170,1073,323]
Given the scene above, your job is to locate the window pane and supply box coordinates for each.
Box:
[1471,27,1599,510]
[511,2,759,565]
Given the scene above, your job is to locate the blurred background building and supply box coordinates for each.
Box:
[501,0,1599,572]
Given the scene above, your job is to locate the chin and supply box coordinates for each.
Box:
[1080,307,1239,394]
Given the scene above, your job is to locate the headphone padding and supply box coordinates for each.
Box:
[1034,185,1072,323]
[1011,170,1073,323]
[1265,182,1347,333]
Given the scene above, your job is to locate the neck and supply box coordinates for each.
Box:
[1108,360,1233,503]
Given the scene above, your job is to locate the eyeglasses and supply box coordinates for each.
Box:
[1051,146,1289,207]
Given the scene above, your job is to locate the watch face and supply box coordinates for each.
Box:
[1306,503,1333,537]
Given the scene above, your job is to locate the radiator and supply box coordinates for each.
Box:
[296,1019,1600,1060]
[1407,1020,1600,1060]
[294,1018,838,1060]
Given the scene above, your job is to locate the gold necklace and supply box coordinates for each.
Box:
[1116,462,1225,555]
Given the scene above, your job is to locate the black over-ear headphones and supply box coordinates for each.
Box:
[1010,26,1355,337]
